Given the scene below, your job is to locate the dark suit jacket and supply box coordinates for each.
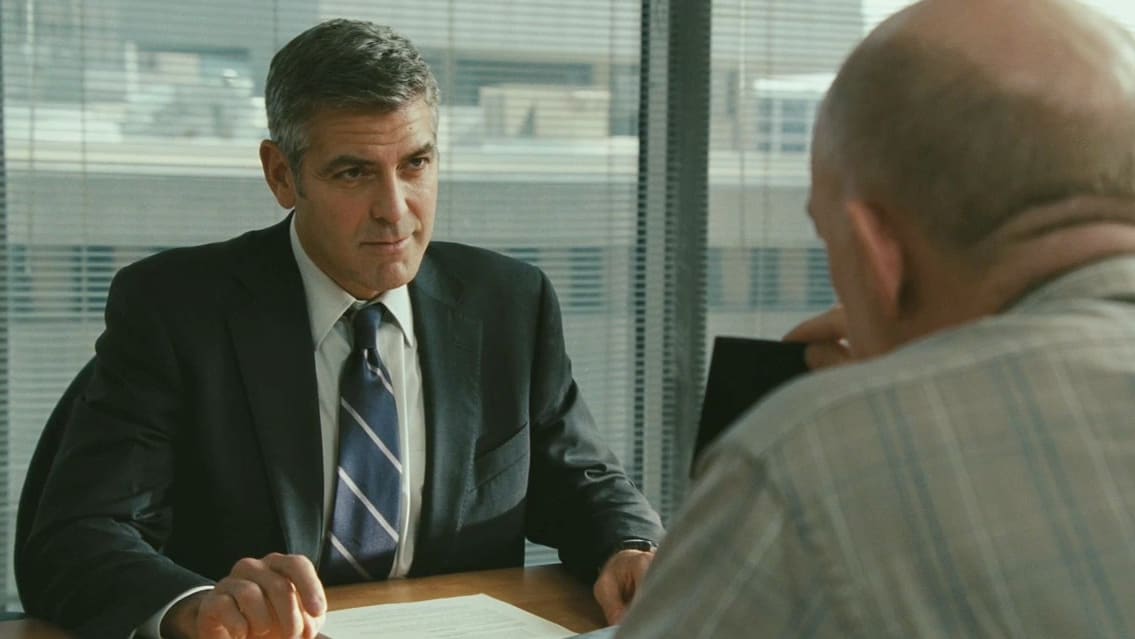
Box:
[18,217,663,637]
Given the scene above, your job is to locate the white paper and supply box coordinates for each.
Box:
[320,593,577,639]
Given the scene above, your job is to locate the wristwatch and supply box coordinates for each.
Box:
[614,538,658,554]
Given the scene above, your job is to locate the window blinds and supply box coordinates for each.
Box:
[0,0,642,606]
[708,0,1135,349]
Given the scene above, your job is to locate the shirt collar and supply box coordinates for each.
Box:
[289,216,417,349]
[1009,254,1135,312]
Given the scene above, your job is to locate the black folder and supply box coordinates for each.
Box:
[693,337,810,473]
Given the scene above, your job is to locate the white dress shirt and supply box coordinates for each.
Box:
[137,217,427,637]
[290,217,427,576]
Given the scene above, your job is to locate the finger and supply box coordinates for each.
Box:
[804,340,853,370]
[616,553,653,608]
[230,556,304,637]
[610,603,629,625]
[594,550,655,625]
[215,578,274,638]
[302,607,327,639]
[783,305,846,343]
[592,574,625,626]
[197,591,246,639]
[195,620,237,639]
[264,553,328,618]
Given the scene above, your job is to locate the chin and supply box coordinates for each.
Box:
[369,264,418,293]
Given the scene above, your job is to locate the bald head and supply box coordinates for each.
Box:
[818,0,1135,253]
[876,0,1135,97]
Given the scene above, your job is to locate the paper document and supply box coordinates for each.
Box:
[320,593,576,639]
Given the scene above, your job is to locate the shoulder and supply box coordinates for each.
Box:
[110,221,289,302]
[423,241,547,294]
[704,317,1006,469]
[426,241,542,276]
[709,303,1135,474]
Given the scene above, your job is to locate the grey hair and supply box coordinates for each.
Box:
[819,34,1135,252]
[265,19,440,171]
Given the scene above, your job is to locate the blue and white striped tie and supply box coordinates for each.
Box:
[320,304,403,585]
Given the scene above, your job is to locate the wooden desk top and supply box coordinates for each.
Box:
[0,565,606,638]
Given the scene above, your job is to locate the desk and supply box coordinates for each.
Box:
[0,565,606,639]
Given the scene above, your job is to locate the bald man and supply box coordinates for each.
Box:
[614,0,1135,636]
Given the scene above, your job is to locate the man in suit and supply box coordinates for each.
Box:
[615,0,1135,636]
[18,20,663,638]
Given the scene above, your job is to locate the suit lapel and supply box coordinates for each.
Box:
[409,253,483,575]
[226,218,325,560]
[222,233,484,570]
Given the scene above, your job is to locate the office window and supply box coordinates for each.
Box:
[708,0,1135,356]
[805,247,837,307]
[450,59,594,106]
[749,247,781,309]
[0,0,641,608]
[706,247,727,308]
[568,246,606,312]
[708,0,860,351]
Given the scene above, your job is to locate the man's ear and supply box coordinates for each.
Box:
[845,199,905,321]
[259,140,298,209]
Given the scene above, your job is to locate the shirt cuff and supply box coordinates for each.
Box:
[132,585,215,639]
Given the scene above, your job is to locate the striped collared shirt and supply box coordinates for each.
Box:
[618,255,1135,639]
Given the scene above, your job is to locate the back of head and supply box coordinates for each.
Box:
[265,19,439,170]
[820,0,1135,255]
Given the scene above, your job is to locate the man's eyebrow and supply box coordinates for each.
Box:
[318,144,436,174]
[404,142,437,161]
[320,155,373,173]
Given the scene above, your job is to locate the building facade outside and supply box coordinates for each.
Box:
[0,0,862,610]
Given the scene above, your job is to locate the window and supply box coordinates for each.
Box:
[708,0,1135,355]
[0,0,642,608]
[749,247,781,309]
[707,0,857,345]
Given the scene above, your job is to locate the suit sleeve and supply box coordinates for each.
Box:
[18,265,212,638]
[523,271,664,578]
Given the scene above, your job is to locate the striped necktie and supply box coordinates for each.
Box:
[320,304,403,585]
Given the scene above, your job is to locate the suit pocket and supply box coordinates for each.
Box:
[471,424,529,492]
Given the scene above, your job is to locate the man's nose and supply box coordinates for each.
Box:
[369,179,409,223]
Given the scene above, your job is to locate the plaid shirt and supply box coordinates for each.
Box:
[617,256,1135,639]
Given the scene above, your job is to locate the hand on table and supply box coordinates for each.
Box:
[163,553,327,639]
[783,305,855,370]
[593,548,656,626]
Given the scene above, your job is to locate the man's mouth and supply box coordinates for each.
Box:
[361,237,410,252]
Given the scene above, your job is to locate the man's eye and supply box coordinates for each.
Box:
[336,167,364,180]
[407,156,430,169]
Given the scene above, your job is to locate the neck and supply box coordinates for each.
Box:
[976,222,1135,311]
[974,197,1135,309]
[898,205,1135,342]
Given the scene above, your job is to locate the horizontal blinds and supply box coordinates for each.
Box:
[709,0,1135,357]
[1,0,642,602]
[707,0,860,356]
